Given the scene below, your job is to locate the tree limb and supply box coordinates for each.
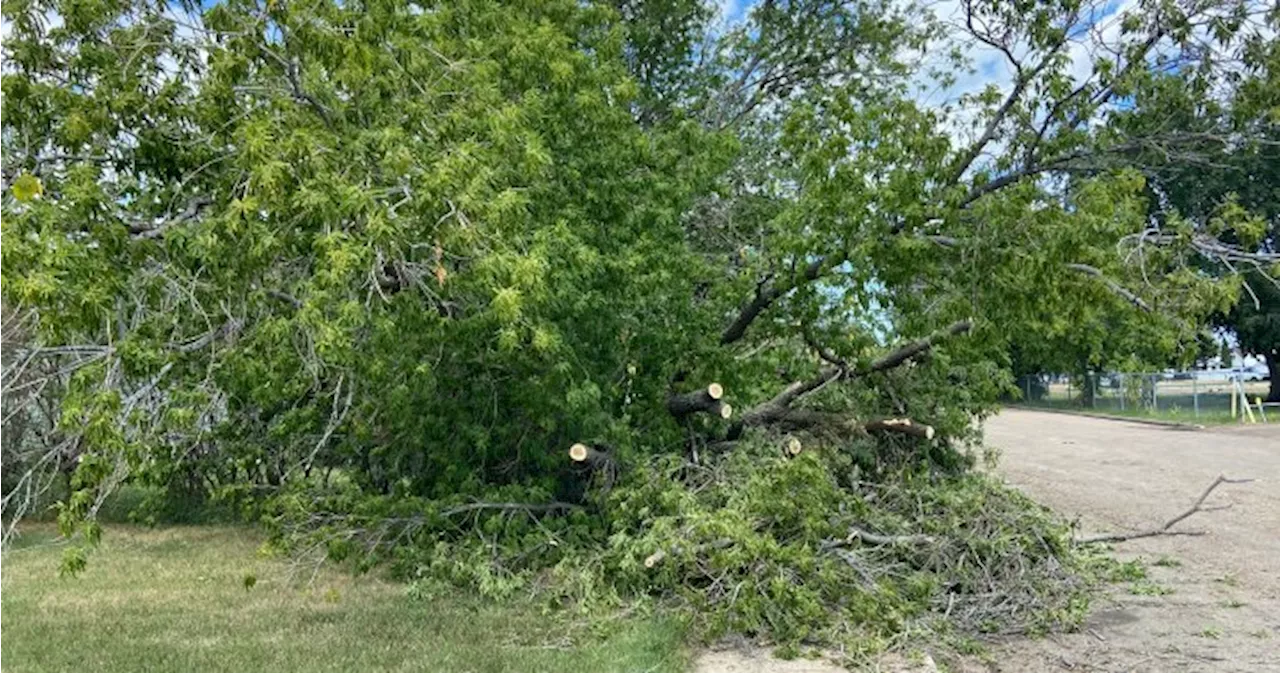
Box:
[864,417,935,440]
[1074,475,1253,544]
[721,258,826,344]
[440,501,581,518]
[644,537,735,569]
[863,319,973,374]
[128,195,213,239]
[824,526,935,548]
[728,320,972,439]
[667,383,732,419]
[1065,263,1151,311]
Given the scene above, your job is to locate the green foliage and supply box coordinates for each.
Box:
[292,439,1103,657]
[2,0,1275,656]
[1108,33,1280,397]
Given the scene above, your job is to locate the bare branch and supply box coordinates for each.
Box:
[1075,475,1253,544]
[1066,263,1151,311]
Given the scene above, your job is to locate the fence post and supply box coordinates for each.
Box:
[1232,376,1238,419]
[1193,375,1199,418]
[1152,375,1158,411]
[1024,376,1030,402]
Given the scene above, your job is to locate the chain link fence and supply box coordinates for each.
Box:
[1016,370,1273,422]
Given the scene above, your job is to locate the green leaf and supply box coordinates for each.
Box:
[12,173,43,202]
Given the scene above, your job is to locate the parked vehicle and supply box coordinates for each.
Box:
[1236,364,1269,382]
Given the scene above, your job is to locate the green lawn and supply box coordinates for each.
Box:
[1016,398,1242,425]
[1,525,688,673]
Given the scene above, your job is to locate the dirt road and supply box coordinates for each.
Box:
[983,410,1280,673]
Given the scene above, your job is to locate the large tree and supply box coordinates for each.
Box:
[1106,26,1280,399]
[2,0,1277,644]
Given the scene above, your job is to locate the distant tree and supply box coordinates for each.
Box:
[1107,23,1279,398]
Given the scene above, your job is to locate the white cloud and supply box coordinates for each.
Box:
[911,0,1141,157]
[717,0,749,24]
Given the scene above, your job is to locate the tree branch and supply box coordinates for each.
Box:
[128,195,213,239]
[1075,475,1252,544]
[440,501,582,518]
[721,258,826,345]
[863,319,973,374]
[728,320,972,439]
[667,383,732,419]
[1066,263,1151,311]
[825,526,936,548]
[864,417,935,440]
[644,537,735,569]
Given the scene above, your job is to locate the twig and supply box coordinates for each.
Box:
[644,538,735,568]
[439,501,581,518]
[824,527,936,547]
[1074,475,1253,544]
[1065,263,1151,312]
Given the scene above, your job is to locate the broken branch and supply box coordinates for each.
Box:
[727,320,971,440]
[440,501,580,518]
[668,383,731,419]
[1074,475,1253,544]
[824,527,936,548]
[864,418,935,440]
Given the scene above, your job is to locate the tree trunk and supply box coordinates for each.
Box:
[1078,367,1095,409]
[1267,352,1280,403]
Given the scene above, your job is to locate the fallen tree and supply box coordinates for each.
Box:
[2,0,1276,660]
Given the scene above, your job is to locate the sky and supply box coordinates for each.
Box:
[714,0,1142,136]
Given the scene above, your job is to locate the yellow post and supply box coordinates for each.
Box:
[1231,385,1237,418]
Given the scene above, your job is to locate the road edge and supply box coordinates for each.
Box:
[1004,405,1207,430]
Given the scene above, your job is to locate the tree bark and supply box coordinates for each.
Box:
[667,383,731,419]
[864,418,935,440]
[721,259,826,345]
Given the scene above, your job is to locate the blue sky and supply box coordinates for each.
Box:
[715,0,1140,110]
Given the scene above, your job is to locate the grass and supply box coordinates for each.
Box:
[1,524,688,673]
[1127,581,1173,596]
[1020,378,1273,426]
[1015,398,1241,425]
[1195,626,1224,640]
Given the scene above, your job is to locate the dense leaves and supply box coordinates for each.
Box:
[1108,29,1280,398]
